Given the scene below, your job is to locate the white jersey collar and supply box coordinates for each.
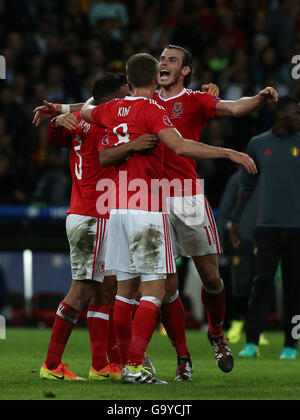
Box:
[124,96,148,101]
[158,88,187,102]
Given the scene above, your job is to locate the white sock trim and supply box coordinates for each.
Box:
[163,290,179,304]
[140,296,162,308]
[115,295,135,305]
[87,311,109,321]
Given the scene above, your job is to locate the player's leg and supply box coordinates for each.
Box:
[112,275,140,367]
[41,279,97,381]
[87,274,117,379]
[241,228,281,357]
[86,217,120,379]
[279,229,300,359]
[162,272,193,381]
[169,195,233,372]
[122,276,167,384]
[101,275,121,367]
[227,240,256,344]
[191,253,233,373]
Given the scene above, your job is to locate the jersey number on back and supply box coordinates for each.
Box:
[74,143,82,180]
[113,123,130,146]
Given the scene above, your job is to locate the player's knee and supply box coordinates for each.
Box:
[202,271,222,293]
[165,274,179,299]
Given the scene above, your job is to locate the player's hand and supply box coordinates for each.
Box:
[228,150,257,175]
[201,83,220,97]
[32,100,62,127]
[132,134,158,152]
[55,113,78,131]
[229,223,241,249]
[258,87,278,104]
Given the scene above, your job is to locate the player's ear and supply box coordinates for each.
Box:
[181,66,190,77]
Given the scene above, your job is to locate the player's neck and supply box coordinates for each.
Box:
[131,86,156,99]
[159,83,185,100]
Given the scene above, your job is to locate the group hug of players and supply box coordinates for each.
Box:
[33,45,278,384]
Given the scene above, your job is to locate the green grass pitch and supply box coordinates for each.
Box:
[0,328,300,400]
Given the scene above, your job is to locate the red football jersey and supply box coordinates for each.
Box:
[154,88,221,196]
[91,96,174,211]
[48,111,115,218]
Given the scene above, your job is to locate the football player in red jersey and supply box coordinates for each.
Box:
[38,73,158,382]
[153,45,278,376]
[80,53,257,384]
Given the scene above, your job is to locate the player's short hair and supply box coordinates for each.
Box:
[275,96,299,116]
[126,53,159,88]
[163,45,193,88]
[92,72,127,104]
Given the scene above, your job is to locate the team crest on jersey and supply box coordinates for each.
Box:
[101,135,109,146]
[97,261,105,273]
[173,102,183,113]
[291,147,300,157]
[172,102,183,119]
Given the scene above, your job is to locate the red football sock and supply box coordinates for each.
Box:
[201,284,226,337]
[113,296,134,365]
[87,303,110,371]
[127,298,161,366]
[107,305,121,365]
[45,301,80,370]
[161,292,190,360]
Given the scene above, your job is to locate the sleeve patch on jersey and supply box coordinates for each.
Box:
[163,115,173,127]
[211,97,221,103]
[101,135,109,146]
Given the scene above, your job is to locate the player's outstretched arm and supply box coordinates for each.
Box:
[33,99,85,127]
[158,128,257,175]
[100,135,158,167]
[80,98,97,122]
[216,87,278,118]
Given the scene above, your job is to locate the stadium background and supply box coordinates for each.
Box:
[0,0,299,329]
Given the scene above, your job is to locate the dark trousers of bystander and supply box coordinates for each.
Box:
[246,227,300,349]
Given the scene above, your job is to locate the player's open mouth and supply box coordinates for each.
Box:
[159,70,171,79]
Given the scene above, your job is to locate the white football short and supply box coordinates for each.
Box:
[105,209,176,281]
[66,214,115,283]
[168,195,223,258]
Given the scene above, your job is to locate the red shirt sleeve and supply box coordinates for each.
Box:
[48,118,73,148]
[91,103,106,127]
[194,91,222,120]
[144,102,174,134]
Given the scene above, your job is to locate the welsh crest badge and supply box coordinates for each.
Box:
[173,102,183,113]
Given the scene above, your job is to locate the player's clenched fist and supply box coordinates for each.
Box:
[54,113,79,131]
[201,83,220,97]
[258,87,278,104]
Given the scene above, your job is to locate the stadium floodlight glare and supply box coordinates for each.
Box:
[23,249,33,320]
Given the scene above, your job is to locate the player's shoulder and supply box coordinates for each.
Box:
[142,97,166,112]
[185,88,219,102]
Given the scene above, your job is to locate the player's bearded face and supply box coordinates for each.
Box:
[158,52,185,88]
[158,66,182,88]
